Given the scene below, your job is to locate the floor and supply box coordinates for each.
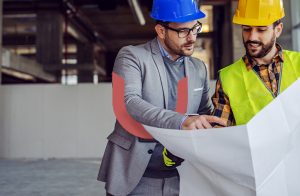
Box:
[0,159,106,196]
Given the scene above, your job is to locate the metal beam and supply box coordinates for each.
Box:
[128,0,145,26]
[62,0,107,50]
[67,22,89,43]
[3,0,62,15]
[2,49,56,82]
[43,63,102,72]
[2,34,77,46]
[3,0,107,49]
[3,34,36,46]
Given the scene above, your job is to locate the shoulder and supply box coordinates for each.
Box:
[117,40,153,59]
[283,50,300,59]
[283,49,300,55]
[113,40,156,74]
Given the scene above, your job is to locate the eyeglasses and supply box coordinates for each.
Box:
[161,21,203,38]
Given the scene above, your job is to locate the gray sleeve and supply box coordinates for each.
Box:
[197,62,214,115]
[113,46,185,129]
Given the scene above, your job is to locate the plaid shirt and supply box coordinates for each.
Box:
[212,44,284,126]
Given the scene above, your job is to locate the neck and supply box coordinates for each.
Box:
[157,37,179,61]
[253,44,278,65]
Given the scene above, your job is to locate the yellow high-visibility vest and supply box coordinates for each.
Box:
[219,50,300,125]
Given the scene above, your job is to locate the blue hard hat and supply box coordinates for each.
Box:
[150,0,206,23]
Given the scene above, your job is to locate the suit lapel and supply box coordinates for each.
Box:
[184,57,194,113]
[150,38,169,108]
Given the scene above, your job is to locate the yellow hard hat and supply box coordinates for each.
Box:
[233,0,285,26]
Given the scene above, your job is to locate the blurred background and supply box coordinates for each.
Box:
[0,0,299,195]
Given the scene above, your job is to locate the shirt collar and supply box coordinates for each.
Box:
[242,43,284,70]
[157,38,185,63]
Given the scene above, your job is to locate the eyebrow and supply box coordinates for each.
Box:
[242,25,268,28]
[170,22,200,29]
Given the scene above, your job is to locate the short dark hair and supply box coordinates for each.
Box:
[273,19,282,28]
[156,20,170,26]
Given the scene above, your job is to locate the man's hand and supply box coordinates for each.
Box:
[182,115,227,130]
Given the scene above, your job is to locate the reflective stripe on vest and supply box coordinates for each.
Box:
[220,50,300,125]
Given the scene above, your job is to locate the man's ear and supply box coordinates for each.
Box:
[275,22,283,38]
[155,24,166,39]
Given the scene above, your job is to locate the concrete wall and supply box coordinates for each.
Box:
[0,81,217,159]
[0,84,114,159]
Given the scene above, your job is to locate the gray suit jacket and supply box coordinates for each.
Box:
[98,38,212,195]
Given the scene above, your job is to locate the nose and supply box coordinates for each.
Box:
[248,29,259,41]
[186,30,196,41]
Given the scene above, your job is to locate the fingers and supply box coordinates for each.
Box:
[182,116,210,130]
[204,115,227,127]
[199,115,212,129]
[194,120,204,129]
[182,116,197,130]
[182,115,227,130]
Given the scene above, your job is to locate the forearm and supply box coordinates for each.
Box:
[125,95,185,129]
[212,79,235,126]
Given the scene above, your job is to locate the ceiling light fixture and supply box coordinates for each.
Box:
[128,0,146,26]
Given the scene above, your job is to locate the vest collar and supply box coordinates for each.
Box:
[242,43,284,71]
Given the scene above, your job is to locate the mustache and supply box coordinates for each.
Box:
[183,41,195,46]
[245,40,263,45]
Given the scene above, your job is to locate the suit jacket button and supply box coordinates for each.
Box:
[148,149,153,154]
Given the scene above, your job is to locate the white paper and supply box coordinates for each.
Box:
[144,79,300,196]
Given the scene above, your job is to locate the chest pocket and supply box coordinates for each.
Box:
[186,58,207,114]
[190,86,203,113]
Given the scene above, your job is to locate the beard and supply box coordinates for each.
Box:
[164,33,195,57]
[243,33,276,58]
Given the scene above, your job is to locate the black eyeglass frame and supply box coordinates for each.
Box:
[159,21,203,38]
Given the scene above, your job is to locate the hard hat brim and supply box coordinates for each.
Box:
[151,11,206,23]
[233,14,285,26]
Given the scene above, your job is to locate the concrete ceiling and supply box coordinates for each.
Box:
[2,0,231,83]
[3,0,156,51]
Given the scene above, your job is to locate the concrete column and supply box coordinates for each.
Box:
[77,41,94,83]
[77,71,94,83]
[0,0,3,84]
[221,0,233,67]
[231,1,245,62]
[77,41,94,65]
[278,0,293,50]
[291,0,300,51]
[212,1,233,78]
[36,10,63,70]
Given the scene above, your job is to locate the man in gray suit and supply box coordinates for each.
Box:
[98,0,226,195]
